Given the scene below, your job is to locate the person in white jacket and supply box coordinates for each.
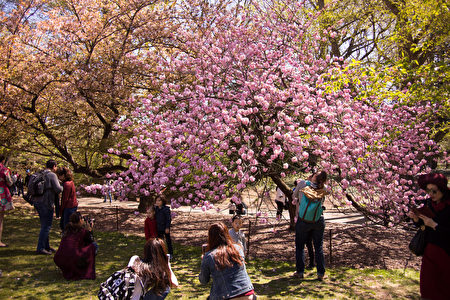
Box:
[275,187,287,219]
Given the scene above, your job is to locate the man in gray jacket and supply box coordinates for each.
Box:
[34,160,63,255]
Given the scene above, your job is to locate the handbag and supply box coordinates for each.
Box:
[408,225,427,256]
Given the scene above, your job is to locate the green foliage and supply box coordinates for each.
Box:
[0,207,420,299]
[309,0,450,153]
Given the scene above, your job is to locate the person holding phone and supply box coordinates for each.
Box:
[54,212,97,280]
[229,214,246,255]
[199,223,255,300]
[407,172,450,299]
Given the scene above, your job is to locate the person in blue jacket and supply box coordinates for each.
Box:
[199,222,255,300]
[155,195,173,259]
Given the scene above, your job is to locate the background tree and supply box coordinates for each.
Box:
[0,0,179,178]
[313,0,449,140]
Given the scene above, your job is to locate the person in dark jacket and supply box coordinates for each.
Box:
[15,174,24,197]
[407,172,450,300]
[155,195,173,258]
[54,212,96,280]
[33,159,63,255]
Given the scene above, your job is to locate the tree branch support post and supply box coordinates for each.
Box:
[247,220,252,260]
[116,206,119,231]
[329,228,332,266]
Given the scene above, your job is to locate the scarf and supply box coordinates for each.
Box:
[431,197,450,212]
[301,186,329,200]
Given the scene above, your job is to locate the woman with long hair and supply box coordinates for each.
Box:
[199,222,255,300]
[0,155,13,247]
[54,212,97,280]
[407,173,450,299]
[57,167,78,231]
[128,238,178,300]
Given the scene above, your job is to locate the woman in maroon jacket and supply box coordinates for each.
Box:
[408,173,450,300]
[57,167,78,231]
[54,212,97,280]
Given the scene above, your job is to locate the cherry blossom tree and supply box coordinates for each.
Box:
[95,0,445,227]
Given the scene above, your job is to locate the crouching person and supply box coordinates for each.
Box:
[199,222,256,300]
[54,212,97,280]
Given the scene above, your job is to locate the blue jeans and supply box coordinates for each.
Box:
[34,202,54,251]
[295,217,325,276]
[103,192,112,203]
[60,207,78,231]
[144,287,170,300]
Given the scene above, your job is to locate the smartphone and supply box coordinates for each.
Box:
[201,244,208,254]
[412,206,434,218]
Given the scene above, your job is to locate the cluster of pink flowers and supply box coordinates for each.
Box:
[99,1,443,224]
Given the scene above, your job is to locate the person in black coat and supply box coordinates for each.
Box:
[155,195,173,259]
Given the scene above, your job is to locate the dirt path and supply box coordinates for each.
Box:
[13,195,422,270]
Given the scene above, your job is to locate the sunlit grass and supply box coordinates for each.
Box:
[0,208,420,299]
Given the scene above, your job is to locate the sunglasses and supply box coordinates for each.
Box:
[426,188,439,195]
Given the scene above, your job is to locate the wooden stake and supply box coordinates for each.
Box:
[116,206,119,231]
[247,220,252,259]
[329,228,332,265]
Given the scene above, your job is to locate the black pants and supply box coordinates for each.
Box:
[276,201,284,217]
[306,233,315,267]
[157,231,173,256]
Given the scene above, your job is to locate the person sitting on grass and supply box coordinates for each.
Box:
[128,238,178,300]
[54,212,97,280]
[199,222,256,300]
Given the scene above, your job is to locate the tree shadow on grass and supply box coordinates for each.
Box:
[252,271,375,300]
[0,248,38,256]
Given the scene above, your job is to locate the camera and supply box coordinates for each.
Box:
[201,244,208,254]
[83,215,95,228]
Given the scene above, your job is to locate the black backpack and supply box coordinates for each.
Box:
[98,267,143,300]
[24,170,46,205]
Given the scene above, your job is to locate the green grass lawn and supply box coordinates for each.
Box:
[0,208,420,299]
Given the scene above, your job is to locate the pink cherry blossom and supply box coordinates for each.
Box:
[94,0,444,226]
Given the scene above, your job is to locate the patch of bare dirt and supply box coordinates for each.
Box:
[13,196,421,270]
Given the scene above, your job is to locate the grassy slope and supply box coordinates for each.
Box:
[0,208,420,299]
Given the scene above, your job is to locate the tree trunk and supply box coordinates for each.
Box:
[270,175,296,230]
[287,197,296,231]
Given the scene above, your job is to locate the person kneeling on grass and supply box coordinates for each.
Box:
[54,212,97,280]
[199,222,256,300]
